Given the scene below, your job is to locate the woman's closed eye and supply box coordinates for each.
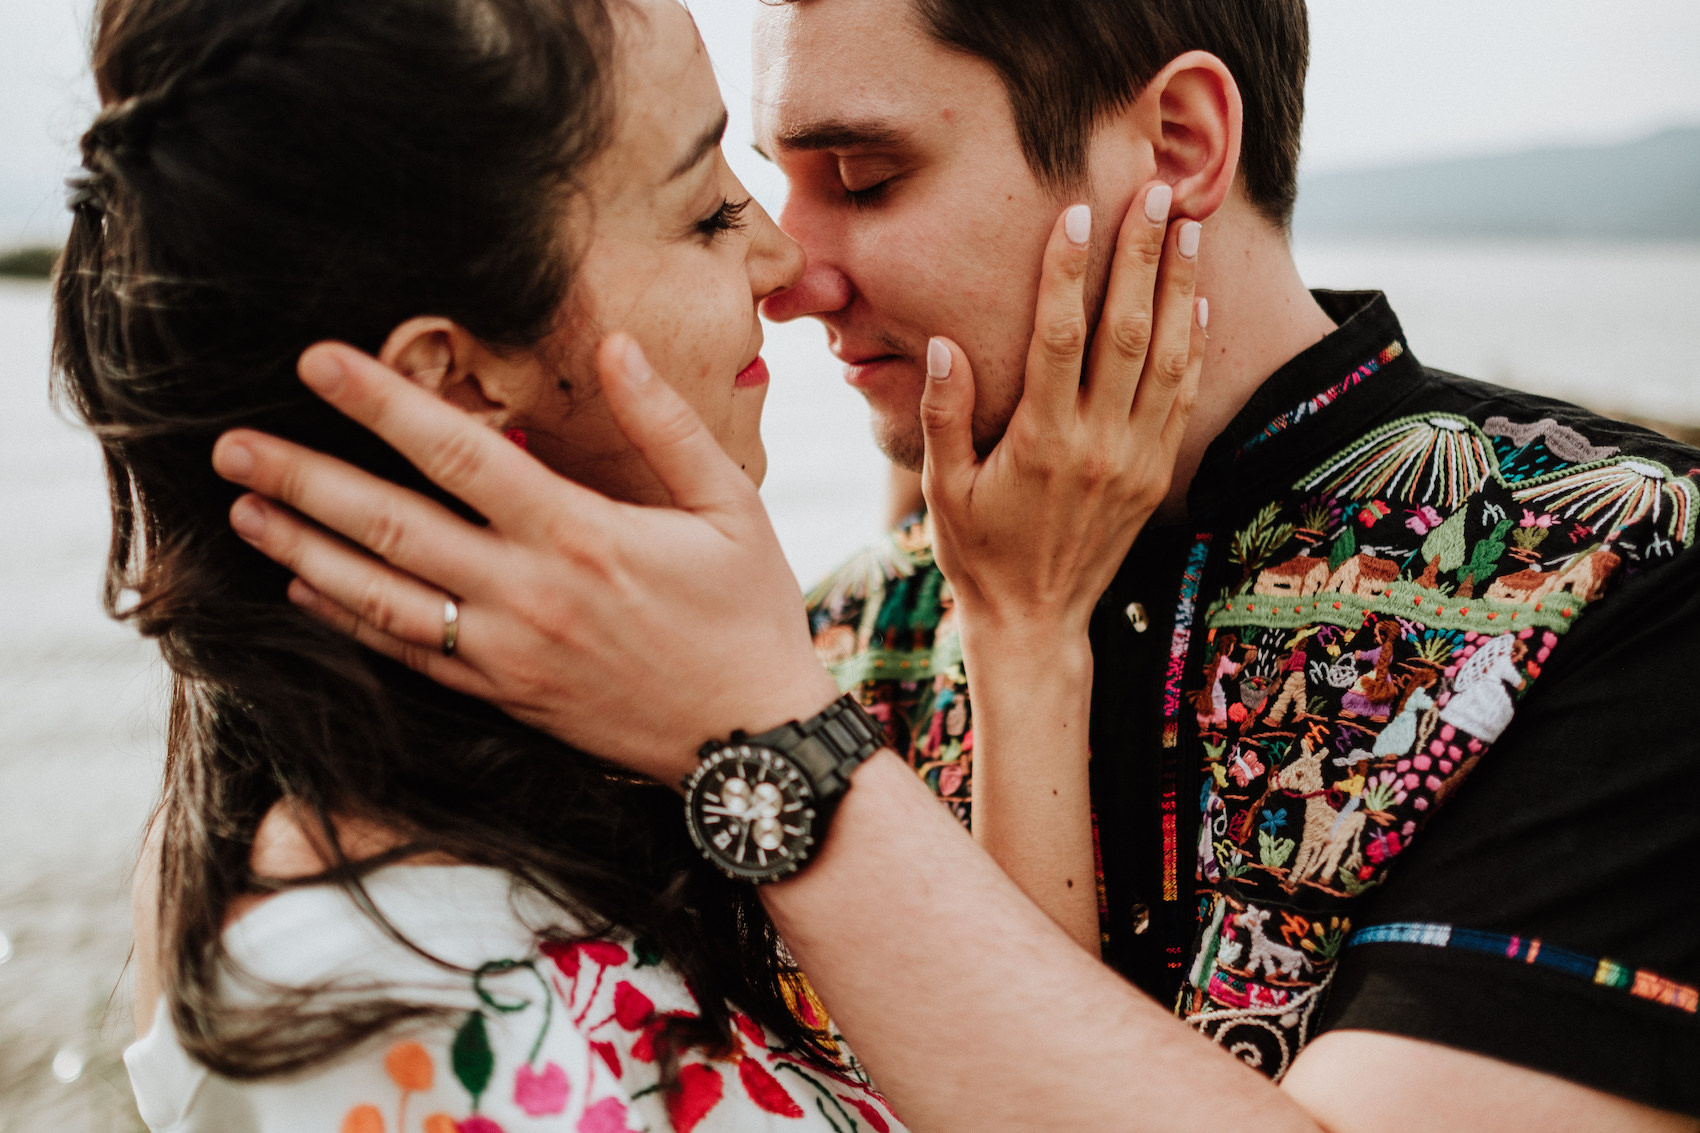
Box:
[696,196,751,241]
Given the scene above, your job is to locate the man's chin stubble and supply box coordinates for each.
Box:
[873,421,926,474]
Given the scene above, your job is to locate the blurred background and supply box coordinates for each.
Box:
[2,0,1697,1127]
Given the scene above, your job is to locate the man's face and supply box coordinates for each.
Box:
[753,0,1079,470]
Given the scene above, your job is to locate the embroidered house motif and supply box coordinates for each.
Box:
[1180,412,1698,1079]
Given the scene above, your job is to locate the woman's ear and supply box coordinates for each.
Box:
[378,316,518,424]
[1143,50,1243,223]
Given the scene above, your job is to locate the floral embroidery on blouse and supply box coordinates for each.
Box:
[329,934,901,1133]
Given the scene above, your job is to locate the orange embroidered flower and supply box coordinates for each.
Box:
[341,1104,384,1133]
[385,1042,434,1093]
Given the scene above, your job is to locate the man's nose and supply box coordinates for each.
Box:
[760,199,854,323]
[760,256,853,323]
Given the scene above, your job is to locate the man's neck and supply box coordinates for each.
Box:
[1157,197,1336,520]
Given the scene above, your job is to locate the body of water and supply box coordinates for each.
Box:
[1,241,1696,1128]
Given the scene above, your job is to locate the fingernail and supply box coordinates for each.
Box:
[1144,184,1172,225]
[298,349,346,396]
[1196,297,1209,330]
[230,496,266,540]
[621,337,653,384]
[1179,220,1202,259]
[927,338,952,380]
[1064,204,1092,247]
[213,438,255,480]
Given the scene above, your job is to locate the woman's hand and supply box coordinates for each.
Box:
[211,336,839,786]
[921,182,1206,644]
[921,184,1205,952]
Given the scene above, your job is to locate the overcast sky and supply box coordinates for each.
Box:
[5,0,1700,244]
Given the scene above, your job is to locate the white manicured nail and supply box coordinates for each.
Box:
[1179,221,1201,259]
[621,337,653,384]
[927,338,952,380]
[1065,204,1092,246]
[1144,184,1172,225]
[1197,297,1209,329]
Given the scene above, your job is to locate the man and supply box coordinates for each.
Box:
[758,1,1697,1118]
[221,0,1699,1127]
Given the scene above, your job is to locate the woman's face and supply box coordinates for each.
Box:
[519,0,804,503]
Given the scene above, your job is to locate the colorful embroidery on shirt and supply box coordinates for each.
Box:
[1346,923,1700,1014]
[1237,342,1404,455]
[802,386,1699,1089]
[1179,409,1697,1080]
[806,515,976,824]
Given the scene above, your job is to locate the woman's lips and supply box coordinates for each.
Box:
[735,356,770,389]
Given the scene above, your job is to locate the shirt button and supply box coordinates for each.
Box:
[1130,904,1150,934]
[1124,602,1150,633]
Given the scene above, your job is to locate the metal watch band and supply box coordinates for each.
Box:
[734,693,886,800]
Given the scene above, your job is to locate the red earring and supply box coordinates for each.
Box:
[504,428,528,450]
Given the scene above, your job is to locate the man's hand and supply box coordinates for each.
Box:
[212,335,838,785]
[921,181,1205,643]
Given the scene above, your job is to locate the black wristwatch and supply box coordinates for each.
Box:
[683,694,886,883]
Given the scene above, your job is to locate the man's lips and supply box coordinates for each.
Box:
[840,354,907,390]
[734,357,770,389]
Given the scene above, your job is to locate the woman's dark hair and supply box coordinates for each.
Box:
[54,0,832,1082]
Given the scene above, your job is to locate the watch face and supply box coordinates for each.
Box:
[685,744,818,881]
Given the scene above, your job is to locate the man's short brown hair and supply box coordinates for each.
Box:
[784,0,1311,229]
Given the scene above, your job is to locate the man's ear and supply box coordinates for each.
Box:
[378,316,522,425]
[1143,50,1242,222]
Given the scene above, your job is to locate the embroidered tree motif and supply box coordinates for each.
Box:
[1231,503,1296,588]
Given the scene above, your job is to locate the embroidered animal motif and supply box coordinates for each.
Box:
[1323,553,1401,598]
[1373,686,1438,760]
[1232,906,1312,981]
[1275,740,1366,890]
[1438,633,1526,743]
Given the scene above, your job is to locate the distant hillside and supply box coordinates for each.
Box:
[1294,125,1700,241]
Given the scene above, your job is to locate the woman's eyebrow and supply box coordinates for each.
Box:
[668,109,730,182]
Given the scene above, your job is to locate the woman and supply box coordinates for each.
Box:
[58,0,1200,1130]
[61,0,902,1127]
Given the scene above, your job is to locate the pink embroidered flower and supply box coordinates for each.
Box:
[458,1117,506,1133]
[513,1062,570,1116]
[578,1097,636,1133]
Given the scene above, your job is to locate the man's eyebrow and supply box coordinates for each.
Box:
[668,109,730,181]
[767,120,909,153]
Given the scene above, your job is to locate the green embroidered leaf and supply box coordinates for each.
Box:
[1257,830,1295,868]
[1421,508,1468,573]
[452,1011,494,1104]
[634,936,663,968]
[1328,525,1357,572]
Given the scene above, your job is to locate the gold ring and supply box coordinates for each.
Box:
[442,598,459,657]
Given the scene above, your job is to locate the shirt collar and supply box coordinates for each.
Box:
[1187,290,1422,522]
